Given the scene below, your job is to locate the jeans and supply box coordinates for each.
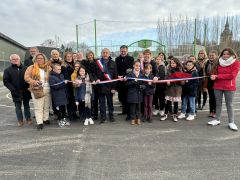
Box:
[14,97,31,121]
[181,96,196,115]
[129,103,141,119]
[214,90,235,123]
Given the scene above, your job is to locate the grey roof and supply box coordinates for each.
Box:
[0,32,27,50]
[25,46,60,59]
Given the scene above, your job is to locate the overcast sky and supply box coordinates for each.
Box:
[1,0,240,47]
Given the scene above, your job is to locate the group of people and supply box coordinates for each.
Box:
[3,45,240,131]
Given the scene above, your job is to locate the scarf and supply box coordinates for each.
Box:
[219,56,236,67]
[31,62,49,81]
[206,60,218,75]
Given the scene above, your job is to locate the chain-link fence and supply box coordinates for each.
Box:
[76,16,240,58]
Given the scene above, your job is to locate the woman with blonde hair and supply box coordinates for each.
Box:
[24,53,52,130]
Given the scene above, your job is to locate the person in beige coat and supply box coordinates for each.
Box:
[24,53,52,130]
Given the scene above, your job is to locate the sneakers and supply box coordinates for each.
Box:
[84,119,89,126]
[186,115,195,121]
[178,113,186,119]
[63,118,70,126]
[88,118,94,125]
[160,110,165,116]
[229,123,238,131]
[160,114,167,121]
[208,119,220,126]
[58,120,66,127]
[153,110,160,115]
[172,115,178,122]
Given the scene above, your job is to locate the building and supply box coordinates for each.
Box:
[0,32,27,71]
[219,18,233,51]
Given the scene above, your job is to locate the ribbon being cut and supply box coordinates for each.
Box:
[49,72,206,86]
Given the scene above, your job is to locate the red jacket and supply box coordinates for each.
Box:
[214,60,240,91]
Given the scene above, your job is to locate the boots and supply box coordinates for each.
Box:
[131,119,135,125]
[136,119,141,125]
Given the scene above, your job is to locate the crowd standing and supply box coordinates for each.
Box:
[3,46,240,131]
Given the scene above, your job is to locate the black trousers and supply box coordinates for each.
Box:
[57,105,66,120]
[208,86,216,113]
[154,84,166,110]
[99,93,114,119]
[91,85,99,118]
[165,100,178,115]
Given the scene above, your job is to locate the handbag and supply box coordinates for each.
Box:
[28,84,44,99]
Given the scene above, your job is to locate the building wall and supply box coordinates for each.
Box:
[0,38,26,71]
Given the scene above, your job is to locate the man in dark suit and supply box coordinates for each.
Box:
[115,45,134,120]
[96,48,118,123]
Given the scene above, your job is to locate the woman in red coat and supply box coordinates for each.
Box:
[208,48,240,131]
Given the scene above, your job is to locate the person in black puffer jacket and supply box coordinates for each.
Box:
[3,54,32,126]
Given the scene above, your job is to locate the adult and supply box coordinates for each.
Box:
[76,52,84,63]
[115,45,134,118]
[208,48,240,131]
[196,50,208,110]
[96,48,118,123]
[62,52,78,121]
[204,50,218,118]
[24,53,52,130]
[81,51,99,120]
[24,47,39,67]
[3,54,32,126]
[142,49,158,76]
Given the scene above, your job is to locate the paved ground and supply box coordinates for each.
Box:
[0,79,239,180]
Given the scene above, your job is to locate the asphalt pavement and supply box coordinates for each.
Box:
[0,78,239,180]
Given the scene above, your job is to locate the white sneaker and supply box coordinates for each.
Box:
[63,118,70,126]
[153,110,160,116]
[84,119,89,126]
[88,118,94,125]
[160,110,165,116]
[208,119,220,126]
[58,120,66,128]
[228,123,238,131]
[160,114,167,121]
[178,113,186,119]
[172,115,178,122]
[186,115,195,121]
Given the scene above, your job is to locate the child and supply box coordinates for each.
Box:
[178,60,199,121]
[161,58,183,122]
[143,64,156,123]
[153,54,167,117]
[74,67,94,126]
[49,64,70,127]
[126,61,145,125]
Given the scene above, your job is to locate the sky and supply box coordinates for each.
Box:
[1,0,240,47]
